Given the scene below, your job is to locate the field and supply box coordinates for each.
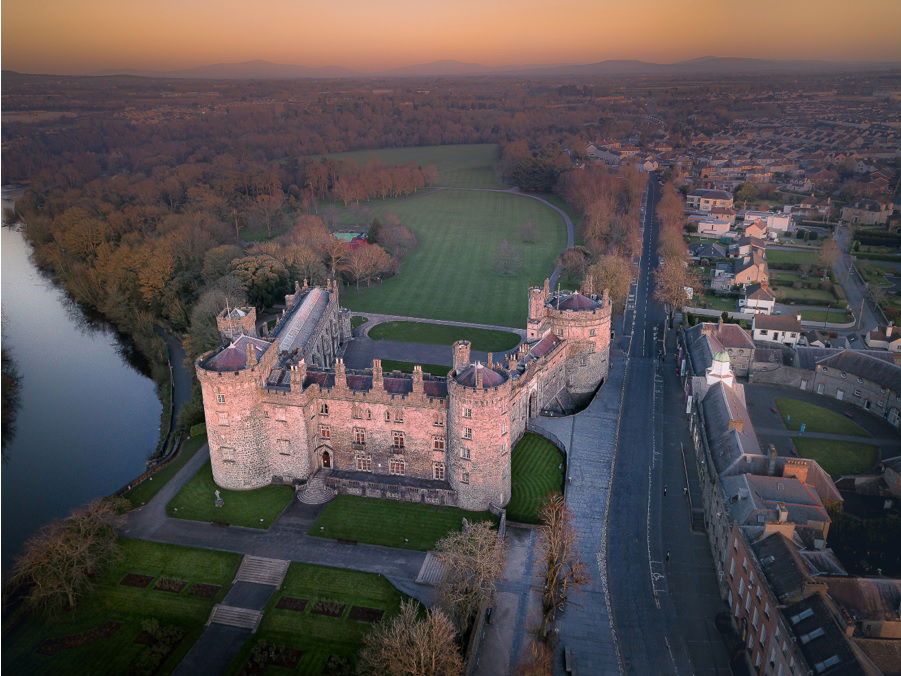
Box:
[308,495,497,550]
[693,292,738,312]
[798,308,853,323]
[367,320,520,351]
[506,433,565,523]
[229,563,407,674]
[792,438,880,478]
[765,249,819,266]
[776,398,870,437]
[379,359,451,377]
[5,539,240,676]
[340,189,567,327]
[324,143,504,189]
[167,460,294,528]
[123,434,208,508]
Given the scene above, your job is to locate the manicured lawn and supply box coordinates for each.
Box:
[765,249,819,266]
[694,292,738,312]
[506,433,565,523]
[368,320,520,351]
[775,398,871,437]
[771,270,802,284]
[380,359,451,378]
[340,189,567,327]
[798,308,853,323]
[5,539,240,676]
[351,315,368,329]
[792,438,880,478]
[228,562,408,675]
[167,460,294,528]
[772,285,838,305]
[123,434,208,508]
[324,143,504,189]
[309,496,498,550]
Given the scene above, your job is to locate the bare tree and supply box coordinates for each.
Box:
[494,239,523,276]
[818,236,840,271]
[537,494,589,639]
[586,255,632,310]
[6,498,126,614]
[435,520,506,632]
[358,599,463,676]
[520,220,538,244]
[654,259,700,322]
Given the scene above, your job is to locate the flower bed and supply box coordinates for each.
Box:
[311,600,346,617]
[37,622,122,655]
[153,578,187,593]
[348,606,385,623]
[120,573,154,588]
[275,596,308,612]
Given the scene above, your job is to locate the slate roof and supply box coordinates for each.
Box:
[302,368,448,398]
[754,314,802,332]
[722,474,829,529]
[273,287,330,354]
[818,577,901,622]
[702,382,763,474]
[547,291,601,311]
[783,595,866,675]
[817,350,901,393]
[690,189,733,200]
[455,362,507,388]
[530,332,561,358]
[746,284,775,302]
[204,335,271,372]
[750,532,811,602]
[796,347,895,371]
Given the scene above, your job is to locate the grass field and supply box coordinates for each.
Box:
[229,563,407,675]
[792,438,880,477]
[368,320,520,351]
[380,359,451,377]
[167,460,294,528]
[309,495,497,550]
[765,249,819,266]
[123,435,208,508]
[798,308,853,323]
[506,433,565,523]
[339,189,567,327]
[324,143,504,189]
[5,539,240,676]
[694,292,738,312]
[776,398,871,437]
[772,286,838,305]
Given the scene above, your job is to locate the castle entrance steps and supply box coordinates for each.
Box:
[415,551,448,585]
[234,555,290,587]
[207,604,263,631]
[296,470,337,505]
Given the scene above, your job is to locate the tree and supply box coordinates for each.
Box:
[520,220,538,244]
[736,183,758,206]
[557,246,591,280]
[231,254,289,307]
[586,255,632,310]
[202,244,245,283]
[320,236,349,276]
[434,520,506,632]
[654,258,699,321]
[358,600,463,676]
[537,494,589,639]
[819,236,840,270]
[346,244,393,288]
[494,239,523,276]
[6,498,126,614]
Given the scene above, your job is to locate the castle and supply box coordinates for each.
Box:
[196,278,612,511]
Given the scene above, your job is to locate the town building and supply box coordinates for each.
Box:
[841,199,892,225]
[740,285,776,315]
[196,279,612,511]
[865,322,901,352]
[753,315,802,347]
[688,189,735,212]
[810,350,901,425]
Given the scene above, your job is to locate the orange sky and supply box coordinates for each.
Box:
[3,0,900,74]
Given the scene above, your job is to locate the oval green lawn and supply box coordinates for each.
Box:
[776,398,871,437]
[368,321,520,352]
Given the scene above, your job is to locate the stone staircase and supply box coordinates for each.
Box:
[207,604,263,631]
[234,555,290,587]
[415,552,448,585]
[296,471,337,505]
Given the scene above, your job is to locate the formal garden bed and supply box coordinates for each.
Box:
[228,562,408,675]
[308,495,497,550]
[775,398,871,437]
[6,539,240,675]
[506,433,565,523]
[166,460,294,528]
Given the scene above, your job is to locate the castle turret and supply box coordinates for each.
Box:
[447,360,512,510]
[452,341,471,371]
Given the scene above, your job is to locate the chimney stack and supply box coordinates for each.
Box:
[476,363,484,389]
[334,357,346,387]
[372,358,383,389]
[453,340,471,372]
[728,419,744,434]
[412,364,423,393]
[767,444,778,476]
[245,342,258,368]
[777,502,789,523]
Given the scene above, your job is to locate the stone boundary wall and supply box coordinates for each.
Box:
[116,433,187,497]
[749,365,812,389]
[465,509,507,676]
[324,474,458,507]
[525,421,569,458]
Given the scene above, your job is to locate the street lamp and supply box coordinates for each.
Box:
[824,304,830,331]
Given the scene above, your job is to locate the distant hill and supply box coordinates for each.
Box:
[21,56,899,80]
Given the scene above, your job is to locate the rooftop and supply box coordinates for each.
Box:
[817,350,901,392]
[204,334,271,372]
[754,314,802,332]
[455,362,507,388]
[546,291,601,312]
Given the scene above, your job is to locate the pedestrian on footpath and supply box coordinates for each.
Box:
[683,487,688,498]
[665,550,671,563]
[663,485,667,496]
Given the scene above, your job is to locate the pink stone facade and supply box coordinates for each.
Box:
[197,279,612,511]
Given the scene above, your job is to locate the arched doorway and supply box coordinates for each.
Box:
[321,450,331,468]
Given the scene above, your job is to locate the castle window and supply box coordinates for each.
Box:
[218,412,229,426]
[220,446,235,463]
[216,394,226,404]
[393,431,405,449]
[367,409,372,420]
[433,436,445,451]
[462,407,472,419]
[460,447,470,460]
[319,425,330,439]
[555,329,563,337]
[579,356,587,367]
[277,439,291,456]
[433,414,444,427]
[395,409,404,423]
[501,422,507,436]
[352,405,362,419]
[320,403,329,416]
[275,407,286,422]
[589,328,596,337]
[355,454,372,472]
[433,462,445,480]
[385,410,391,422]
[461,471,470,484]
[463,427,472,440]
[389,458,405,476]
[353,427,366,447]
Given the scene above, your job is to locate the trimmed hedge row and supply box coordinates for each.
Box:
[855,253,901,262]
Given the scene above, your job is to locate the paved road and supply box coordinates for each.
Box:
[832,225,884,331]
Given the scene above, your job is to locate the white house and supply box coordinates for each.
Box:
[687,189,734,212]
[752,314,802,346]
[866,323,901,352]
[739,284,776,315]
[697,218,732,237]
[766,213,792,233]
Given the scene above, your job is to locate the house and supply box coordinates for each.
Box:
[711,263,736,292]
[687,189,734,212]
[684,320,756,377]
[710,205,737,225]
[865,322,901,352]
[739,284,776,315]
[766,213,792,233]
[698,218,732,236]
[882,456,901,498]
[743,220,768,240]
[801,330,830,348]
[753,314,802,347]
[729,236,767,259]
[721,474,831,541]
[841,199,892,225]
[689,241,728,262]
[811,350,901,426]
[733,251,769,287]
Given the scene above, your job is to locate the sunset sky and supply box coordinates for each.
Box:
[3,0,900,74]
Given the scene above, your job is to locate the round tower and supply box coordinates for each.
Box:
[447,358,512,511]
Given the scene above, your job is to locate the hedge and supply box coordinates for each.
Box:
[854,253,901,262]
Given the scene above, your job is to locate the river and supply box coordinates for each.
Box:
[1,222,163,568]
